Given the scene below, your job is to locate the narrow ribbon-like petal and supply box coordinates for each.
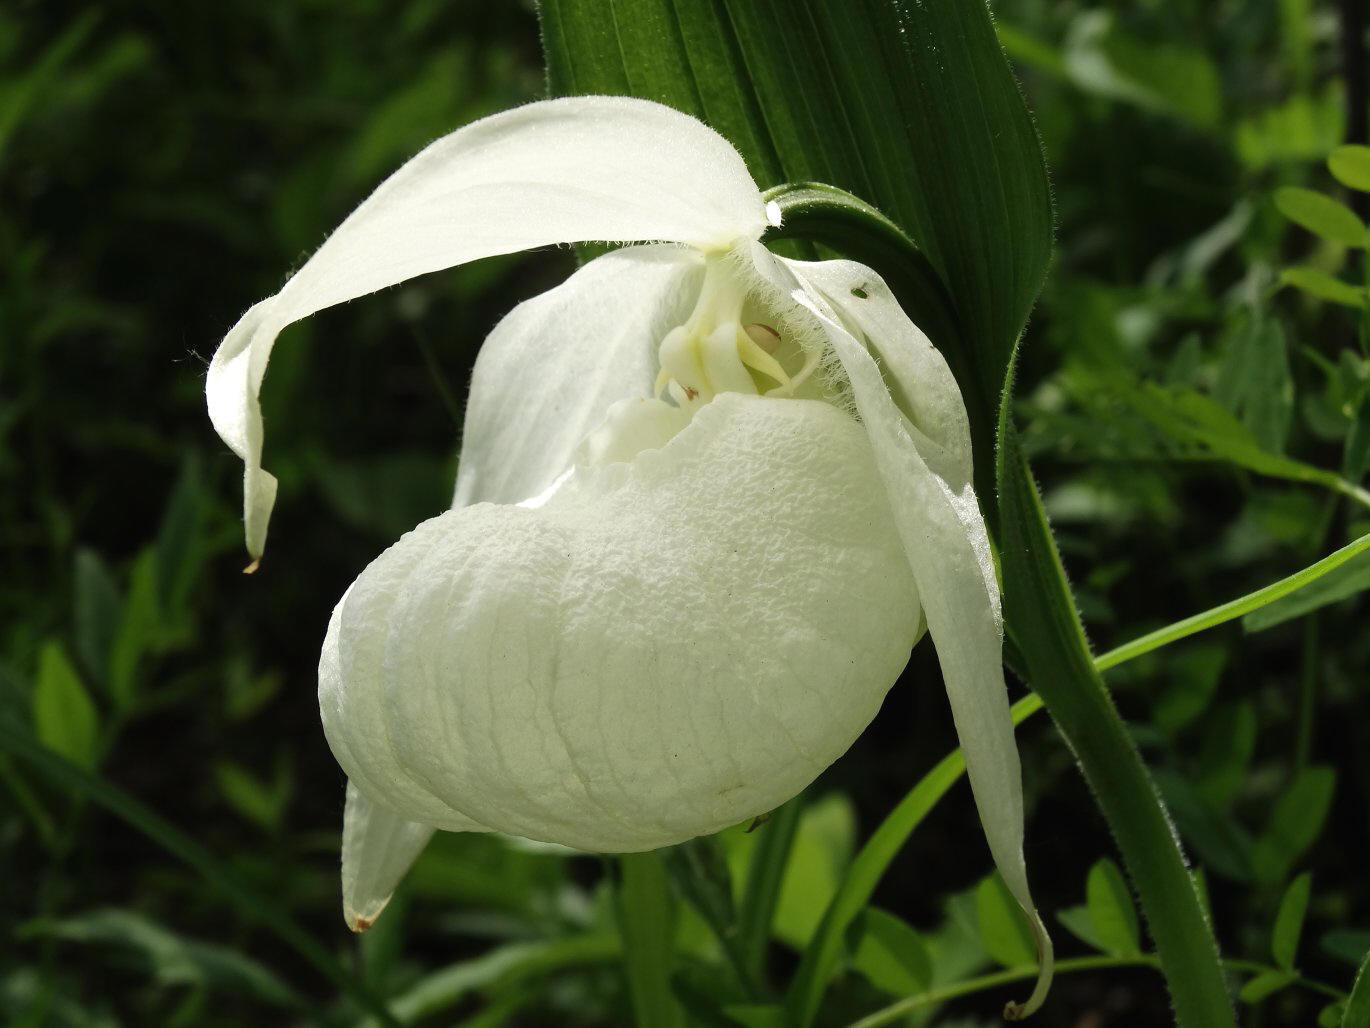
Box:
[340,781,436,932]
[208,96,770,557]
[747,243,1053,1016]
[453,244,703,507]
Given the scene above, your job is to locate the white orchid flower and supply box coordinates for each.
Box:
[207,96,1051,1014]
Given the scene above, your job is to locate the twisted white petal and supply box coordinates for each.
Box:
[207,96,768,557]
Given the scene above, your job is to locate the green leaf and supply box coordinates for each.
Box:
[1274,187,1367,247]
[1239,968,1295,1004]
[616,852,684,1028]
[781,695,1040,1028]
[1346,949,1370,1028]
[848,907,933,997]
[1345,398,1370,482]
[0,709,401,1027]
[1272,873,1312,970]
[998,422,1235,1026]
[32,641,99,769]
[1087,858,1142,957]
[1323,930,1370,966]
[1244,537,1370,632]
[20,909,302,1007]
[1252,767,1336,885]
[772,794,855,948]
[1280,267,1368,309]
[1323,1001,1349,1028]
[374,935,620,1026]
[1330,144,1370,192]
[109,549,160,711]
[1056,905,1104,951]
[541,0,1053,425]
[213,757,291,833]
[975,872,1036,968]
[1214,314,1294,455]
[73,548,121,688]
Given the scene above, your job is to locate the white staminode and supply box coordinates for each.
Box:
[206,95,1052,1016]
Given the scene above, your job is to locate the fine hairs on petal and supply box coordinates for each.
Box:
[718,246,855,418]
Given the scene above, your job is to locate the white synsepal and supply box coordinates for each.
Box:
[340,781,436,932]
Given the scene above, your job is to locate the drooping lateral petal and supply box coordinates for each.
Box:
[452,244,703,507]
[340,781,435,932]
[207,96,772,556]
[747,243,1053,1015]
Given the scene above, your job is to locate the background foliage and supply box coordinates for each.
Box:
[2,0,1369,1025]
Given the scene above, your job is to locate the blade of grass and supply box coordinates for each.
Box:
[616,851,684,1028]
[737,794,804,984]
[0,711,400,1028]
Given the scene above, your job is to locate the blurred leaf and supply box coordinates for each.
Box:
[1280,268,1367,309]
[1345,399,1370,481]
[974,872,1036,968]
[1056,905,1104,951]
[719,1004,788,1028]
[1323,930,1370,966]
[1272,872,1312,970]
[773,794,855,948]
[1344,949,1370,1028]
[108,549,159,711]
[1330,145,1370,192]
[1087,858,1142,957]
[1239,968,1295,1003]
[617,852,684,1028]
[1062,11,1221,128]
[1323,1001,1348,1028]
[32,640,99,769]
[213,756,291,833]
[1236,89,1342,169]
[21,909,302,1008]
[155,455,205,621]
[1195,701,1258,807]
[1252,766,1336,885]
[1214,314,1294,455]
[1153,769,1254,881]
[369,934,620,1027]
[662,836,746,983]
[1152,643,1224,733]
[0,710,399,1024]
[1274,187,1367,248]
[0,10,98,157]
[848,907,932,997]
[73,548,121,687]
[1243,537,1370,632]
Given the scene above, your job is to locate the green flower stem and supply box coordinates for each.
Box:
[1093,530,1370,672]
[844,954,1347,1028]
[998,429,1234,1026]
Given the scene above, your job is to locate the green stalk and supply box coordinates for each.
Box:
[997,415,1235,1027]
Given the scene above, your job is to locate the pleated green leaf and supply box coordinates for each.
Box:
[541,0,1052,414]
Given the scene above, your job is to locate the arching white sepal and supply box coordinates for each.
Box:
[341,781,436,932]
[748,243,1053,1016]
[207,97,769,555]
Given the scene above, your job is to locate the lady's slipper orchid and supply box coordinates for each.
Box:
[208,96,1051,1014]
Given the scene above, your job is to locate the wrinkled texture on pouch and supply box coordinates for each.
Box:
[321,394,921,851]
